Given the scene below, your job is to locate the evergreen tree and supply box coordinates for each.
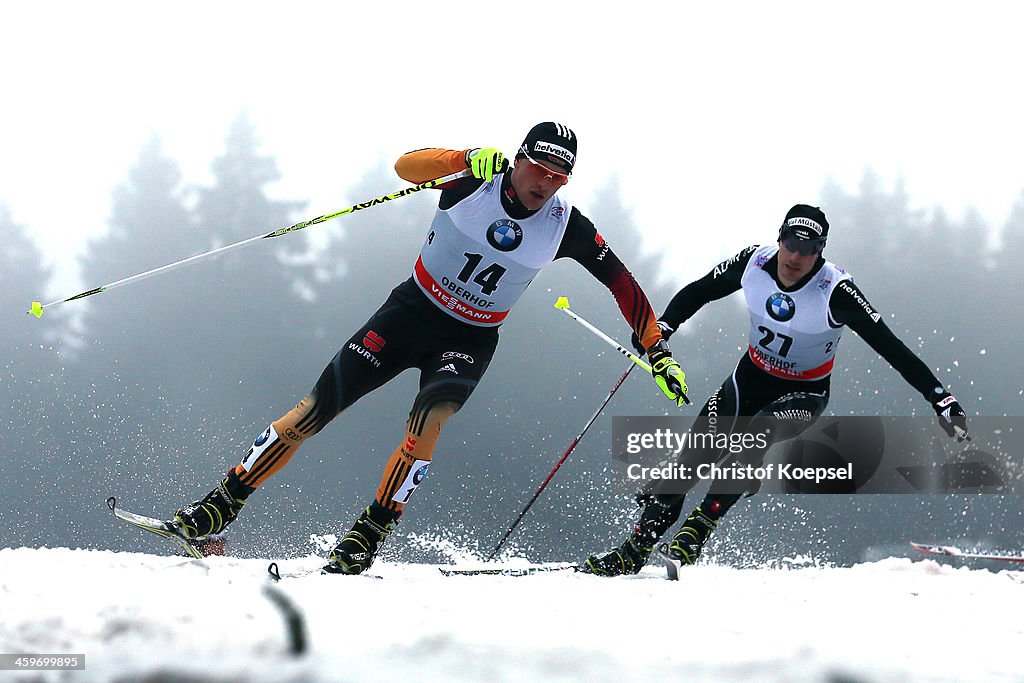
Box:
[0,204,59,351]
[311,159,432,338]
[0,205,57,480]
[821,170,923,300]
[190,112,317,410]
[982,192,1024,409]
[995,190,1024,276]
[77,134,200,388]
[1,206,94,546]
[71,136,212,525]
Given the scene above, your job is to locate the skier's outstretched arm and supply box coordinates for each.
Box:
[829,279,969,440]
[658,245,758,337]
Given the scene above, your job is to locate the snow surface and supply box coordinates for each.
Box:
[1,547,1022,683]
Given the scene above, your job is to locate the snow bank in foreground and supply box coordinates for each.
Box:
[1,547,1021,682]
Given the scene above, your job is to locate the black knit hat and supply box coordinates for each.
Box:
[518,122,577,174]
[780,204,829,241]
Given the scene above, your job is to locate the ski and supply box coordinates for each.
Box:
[439,563,578,577]
[268,562,320,581]
[910,541,1024,563]
[267,562,383,581]
[656,543,684,581]
[106,496,204,559]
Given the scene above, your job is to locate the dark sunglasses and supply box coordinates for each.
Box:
[780,228,826,256]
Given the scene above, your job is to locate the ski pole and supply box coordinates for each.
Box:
[488,363,637,560]
[554,296,691,404]
[28,168,474,318]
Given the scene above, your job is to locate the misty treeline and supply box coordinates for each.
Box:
[3,115,1022,562]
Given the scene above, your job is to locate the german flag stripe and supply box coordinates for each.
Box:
[379,459,411,507]
[296,398,329,434]
[611,271,658,350]
[410,407,428,438]
[294,388,330,433]
[238,443,278,486]
[629,281,645,332]
[632,283,654,335]
[293,407,313,434]
[303,387,343,434]
[408,381,476,436]
[241,441,289,486]
[297,359,343,434]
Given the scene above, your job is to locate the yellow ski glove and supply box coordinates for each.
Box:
[648,340,688,407]
[466,147,507,182]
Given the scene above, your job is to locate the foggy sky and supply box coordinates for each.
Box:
[3,1,1023,301]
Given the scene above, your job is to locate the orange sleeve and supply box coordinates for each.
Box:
[638,314,663,353]
[605,268,662,352]
[394,148,472,184]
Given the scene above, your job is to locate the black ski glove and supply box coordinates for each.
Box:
[931,389,968,442]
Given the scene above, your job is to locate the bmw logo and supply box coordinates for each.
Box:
[766,292,796,321]
[486,219,523,252]
[412,463,430,485]
[253,426,273,447]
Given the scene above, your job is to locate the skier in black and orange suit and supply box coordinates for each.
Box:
[169,122,689,573]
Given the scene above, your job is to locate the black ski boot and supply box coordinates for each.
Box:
[665,506,718,566]
[174,472,251,540]
[581,496,680,576]
[322,503,400,575]
[581,537,652,576]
